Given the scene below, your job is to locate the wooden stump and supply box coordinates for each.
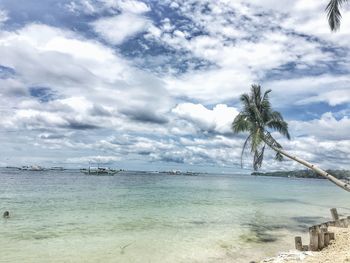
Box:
[318,227,327,249]
[330,208,339,221]
[340,218,348,228]
[309,226,319,251]
[295,236,303,251]
[324,232,330,247]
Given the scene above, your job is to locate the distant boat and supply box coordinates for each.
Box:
[5,166,21,170]
[167,170,198,176]
[49,167,64,171]
[80,167,120,176]
[20,165,45,171]
[168,170,181,175]
[183,171,199,176]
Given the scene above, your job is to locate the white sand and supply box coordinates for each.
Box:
[260,226,350,263]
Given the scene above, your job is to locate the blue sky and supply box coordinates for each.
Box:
[0,0,350,172]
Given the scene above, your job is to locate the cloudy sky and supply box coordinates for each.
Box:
[0,0,349,172]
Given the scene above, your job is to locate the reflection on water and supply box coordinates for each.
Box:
[0,169,349,263]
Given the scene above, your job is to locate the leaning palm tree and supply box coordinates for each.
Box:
[326,0,348,31]
[232,85,350,192]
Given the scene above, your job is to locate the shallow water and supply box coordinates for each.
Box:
[0,169,349,263]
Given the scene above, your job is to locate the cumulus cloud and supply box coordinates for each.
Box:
[0,9,8,25]
[91,13,151,45]
[291,112,350,140]
[265,75,350,107]
[0,24,171,135]
[149,0,342,105]
[172,103,238,134]
[108,0,150,13]
[297,89,350,106]
[66,0,149,15]
[67,155,121,164]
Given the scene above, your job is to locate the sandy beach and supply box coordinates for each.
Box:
[260,226,350,263]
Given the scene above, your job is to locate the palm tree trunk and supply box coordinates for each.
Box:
[268,144,350,192]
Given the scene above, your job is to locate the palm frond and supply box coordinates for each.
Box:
[275,152,284,162]
[240,134,252,168]
[262,89,272,101]
[269,111,283,121]
[267,111,290,139]
[261,89,272,111]
[263,130,282,149]
[240,93,251,110]
[232,114,250,133]
[250,128,264,153]
[326,0,348,31]
[253,145,265,170]
[267,120,290,140]
[251,85,262,108]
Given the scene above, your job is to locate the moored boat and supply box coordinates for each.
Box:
[81,167,120,176]
[20,165,45,171]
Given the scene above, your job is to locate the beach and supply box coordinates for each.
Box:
[260,226,350,263]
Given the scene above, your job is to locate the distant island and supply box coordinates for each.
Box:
[252,169,350,180]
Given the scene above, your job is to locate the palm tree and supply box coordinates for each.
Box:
[326,0,348,31]
[232,85,350,192]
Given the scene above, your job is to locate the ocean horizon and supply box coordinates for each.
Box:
[1,168,349,263]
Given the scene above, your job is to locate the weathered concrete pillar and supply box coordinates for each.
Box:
[318,227,327,249]
[324,232,330,247]
[295,236,303,251]
[330,208,339,221]
[309,226,319,251]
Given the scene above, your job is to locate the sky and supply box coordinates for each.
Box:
[0,0,350,172]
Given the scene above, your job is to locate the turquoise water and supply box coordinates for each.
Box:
[0,169,349,263]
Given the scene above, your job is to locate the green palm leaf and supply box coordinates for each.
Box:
[326,0,348,31]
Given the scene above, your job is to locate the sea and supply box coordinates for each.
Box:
[0,168,349,263]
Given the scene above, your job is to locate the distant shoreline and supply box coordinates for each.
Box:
[252,170,350,181]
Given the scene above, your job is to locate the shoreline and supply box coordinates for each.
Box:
[252,170,350,181]
[258,226,350,263]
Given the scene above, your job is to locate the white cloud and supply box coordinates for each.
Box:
[281,0,350,46]
[149,1,339,105]
[113,0,150,13]
[264,75,350,107]
[0,9,8,24]
[172,103,238,134]
[91,13,150,45]
[0,23,171,134]
[297,89,350,106]
[67,155,121,164]
[66,0,150,14]
[291,112,350,140]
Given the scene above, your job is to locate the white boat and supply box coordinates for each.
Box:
[20,165,45,171]
[80,167,120,176]
[168,170,181,175]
